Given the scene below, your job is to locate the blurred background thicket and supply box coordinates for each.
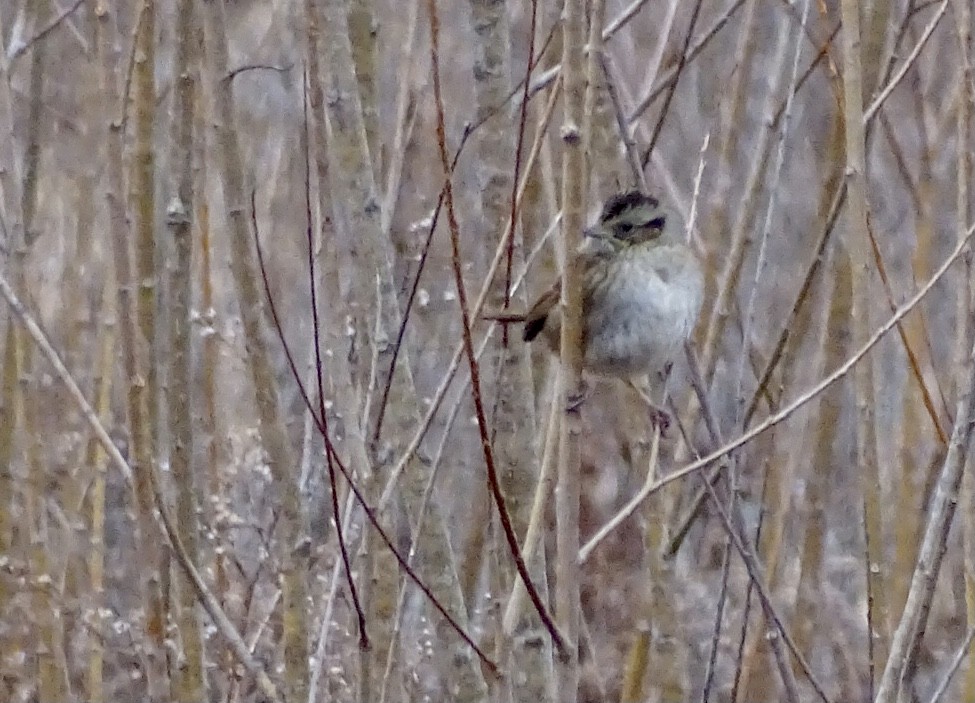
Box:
[1,0,974,702]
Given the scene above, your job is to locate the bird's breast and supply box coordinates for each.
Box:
[583,246,703,377]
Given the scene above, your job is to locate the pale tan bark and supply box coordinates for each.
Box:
[302,5,383,702]
[166,0,204,698]
[0,326,14,681]
[96,5,168,698]
[131,11,169,665]
[0,52,21,684]
[83,280,115,703]
[14,9,67,687]
[955,0,975,697]
[348,0,378,173]
[790,132,845,660]
[197,1,308,699]
[839,0,890,678]
[199,185,234,702]
[314,1,485,700]
[698,10,793,386]
[583,0,626,197]
[556,0,587,700]
[465,3,547,696]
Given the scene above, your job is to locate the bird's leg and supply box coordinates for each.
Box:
[565,377,592,412]
[628,377,671,435]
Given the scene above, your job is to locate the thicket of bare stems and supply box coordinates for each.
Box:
[1,1,975,702]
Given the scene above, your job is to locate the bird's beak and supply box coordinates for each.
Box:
[583,226,602,239]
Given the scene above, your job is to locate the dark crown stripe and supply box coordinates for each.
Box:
[600,190,659,222]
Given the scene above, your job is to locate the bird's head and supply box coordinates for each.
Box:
[585,191,668,248]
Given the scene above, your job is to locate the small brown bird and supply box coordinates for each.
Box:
[488,191,704,422]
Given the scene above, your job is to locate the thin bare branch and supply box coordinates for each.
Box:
[863,0,950,123]
[582,223,975,561]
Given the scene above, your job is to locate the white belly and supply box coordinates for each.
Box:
[583,248,703,377]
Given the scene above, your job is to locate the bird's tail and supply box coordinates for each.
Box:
[481,311,527,323]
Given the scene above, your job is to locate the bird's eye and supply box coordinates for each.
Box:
[618,222,634,234]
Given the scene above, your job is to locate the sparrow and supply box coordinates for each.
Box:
[488,190,704,423]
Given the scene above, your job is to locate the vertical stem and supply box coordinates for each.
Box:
[556,0,586,700]
[581,0,608,195]
[839,0,891,684]
[95,2,169,698]
[84,281,115,703]
[167,0,203,697]
[953,0,975,700]
[348,0,378,173]
[197,0,308,698]
[316,0,489,699]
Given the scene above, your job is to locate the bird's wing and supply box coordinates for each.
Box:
[523,249,607,342]
[523,280,559,342]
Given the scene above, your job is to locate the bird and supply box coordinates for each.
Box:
[487,190,704,427]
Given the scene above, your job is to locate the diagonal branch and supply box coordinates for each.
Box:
[426,0,567,658]
[582,222,975,561]
[0,269,284,703]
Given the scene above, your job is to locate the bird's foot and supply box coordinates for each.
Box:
[628,378,670,436]
[648,405,671,436]
[565,379,591,412]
